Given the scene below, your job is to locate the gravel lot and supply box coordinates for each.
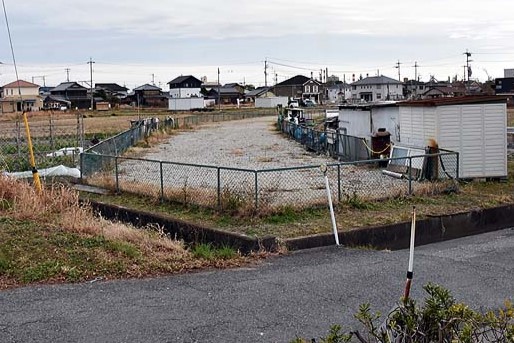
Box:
[117,116,415,208]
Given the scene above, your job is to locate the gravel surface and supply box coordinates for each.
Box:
[142,116,335,169]
[116,117,420,208]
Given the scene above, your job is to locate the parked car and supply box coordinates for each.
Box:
[46,147,83,157]
[304,99,316,107]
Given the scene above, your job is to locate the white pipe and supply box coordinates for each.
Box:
[408,206,416,273]
[324,173,340,246]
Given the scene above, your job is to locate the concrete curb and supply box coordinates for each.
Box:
[88,200,514,253]
[88,200,277,254]
[284,204,514,251]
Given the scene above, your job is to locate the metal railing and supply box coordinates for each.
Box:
[278,119,370,161]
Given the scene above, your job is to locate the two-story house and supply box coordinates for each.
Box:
[168,75,202,98]
[0,80,41,113]
[351,75,403,102]
[302,79,322,104]
[272,75,310,99]
[327,82,351,103]
[130,84,168,108]
[47,82,90,109]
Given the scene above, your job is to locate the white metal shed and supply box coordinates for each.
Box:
[398,96,508,179]
[338,102,400,141]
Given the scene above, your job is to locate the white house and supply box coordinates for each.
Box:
[168,75,202,98]
[350,75,403,102]
[327,83,351,103]
[398,96,507,179]
[0,80,41,113]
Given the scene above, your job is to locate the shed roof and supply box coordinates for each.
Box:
[399,95,508,107]
[245,87,270,97]
[51,82,87,91]
[134,84,162,91]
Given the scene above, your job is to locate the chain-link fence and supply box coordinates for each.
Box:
[81,151,459,213]
[0,113,84,172]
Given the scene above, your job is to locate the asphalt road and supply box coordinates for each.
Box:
[1,229,514,343]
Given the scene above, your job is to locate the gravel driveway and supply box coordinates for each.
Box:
[117,116,414,209]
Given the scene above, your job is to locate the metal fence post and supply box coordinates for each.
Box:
[115,156,120,193]
[217,167,221,210]
[337,164,341,202]
[455,152,460,179]
[160,161,164,203]
[408,156,412,195]
[79,152,84,181]
[254,170,258,210]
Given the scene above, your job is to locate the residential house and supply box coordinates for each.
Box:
[350,75,403,102]
[95,83,129,102]
[302,78,322,103]
[1,80,42,113]
[46,82,90,109]
[244,87,275,103]
[327,82,351,103]
[168,75,202,98]
[272,75,310,99]
[403,79,426,99]
[129,84,168,108]
[495,77,514,106]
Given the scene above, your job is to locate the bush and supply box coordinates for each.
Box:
[293,283,514,342]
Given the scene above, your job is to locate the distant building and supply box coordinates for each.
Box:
[504,69,514,78]
[168,75,202,98]
[244,87,275,103]
[327,83,351,103]
[272,75,310,99]
[0,80,42,113]
[47,82,89,109]
[350,75,403,102]
[130,84,168,108]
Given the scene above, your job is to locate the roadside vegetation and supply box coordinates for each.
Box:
[291,283,514,343]
[0,175,251,290]
[84,157,514,239]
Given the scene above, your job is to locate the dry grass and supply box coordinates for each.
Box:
[0,175,256,288]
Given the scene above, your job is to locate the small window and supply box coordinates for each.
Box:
[313,85,318,93]
[377,93,382,99]
[305,85,311,93]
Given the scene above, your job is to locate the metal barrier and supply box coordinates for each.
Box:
[279,119,370,161]
[81,151,459,213]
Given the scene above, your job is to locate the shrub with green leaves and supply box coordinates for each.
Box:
[293,283,514,343]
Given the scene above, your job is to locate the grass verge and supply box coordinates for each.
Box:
[0,175,257,290]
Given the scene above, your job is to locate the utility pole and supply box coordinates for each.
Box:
[463,50,472,82]
[264,59,268,87]
[394,60,402,81]
[217,67,221,111]
[151,73,155,85]
[88,57,95,110]
[65,68,70,82]
[275,73,278,85]
[413,62,419,82]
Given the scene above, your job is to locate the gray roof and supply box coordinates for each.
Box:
[245,87,270,97]
[51,82,87,91]
[351,75,402,86]
[133,84,162,91]
[219,87,242,94]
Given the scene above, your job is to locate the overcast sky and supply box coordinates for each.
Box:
[1,0,514,89]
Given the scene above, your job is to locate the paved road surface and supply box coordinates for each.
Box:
[1,229,513,342]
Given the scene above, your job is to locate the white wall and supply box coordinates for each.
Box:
[399,103,507,178]
[339,108,371,137]
[351,84,403,101]
[169,88,201,98]
[169,97,206,111]
[255,97,288,108]
[2,86,39,98]
[371,107,400,142]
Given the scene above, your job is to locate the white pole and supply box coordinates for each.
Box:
[404,206,416,300]
[408,206,416,273]
[321,164,339,246]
